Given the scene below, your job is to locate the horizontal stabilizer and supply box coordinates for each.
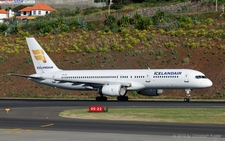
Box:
[7,73,43,80]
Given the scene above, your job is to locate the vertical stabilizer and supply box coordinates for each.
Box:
[26,38,60,74]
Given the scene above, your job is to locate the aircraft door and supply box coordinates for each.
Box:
[117,74,121,80]
[145,73,150,83]
[184,74,189,82]
[52,73,57,79]
[52,73,57,83]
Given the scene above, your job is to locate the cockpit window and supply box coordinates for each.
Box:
[195,75,207,79]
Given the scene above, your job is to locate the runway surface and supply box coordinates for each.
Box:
[0,99,225,141]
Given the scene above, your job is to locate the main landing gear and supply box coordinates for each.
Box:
[184,89,191,102]
[96,96,107,101]
[95,96,129,101]
[117,96,129,101]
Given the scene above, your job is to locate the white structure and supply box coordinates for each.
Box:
[18,3,55,19]
[0,9,8,23]
[0,9,14,23]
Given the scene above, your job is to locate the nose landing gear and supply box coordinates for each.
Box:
[184,89,191,102]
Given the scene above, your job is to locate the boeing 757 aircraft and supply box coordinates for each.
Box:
[9,38,213,102]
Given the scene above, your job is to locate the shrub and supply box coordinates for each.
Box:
[182,58,190,64]
[133,52,139,57]
[42,25,53,34]
[177,15,192,24]
[175,29,185,37]
[218,45,225,50]
[149,51,155,55]
[78,20,87,29]
[0,23,8,32]
[88,23,96,30]
[8,26,19,34]
[136,17,153,30]
[165,25,174,31]
[152,9,165,25]
[110,23,119,33]
[130,12,142,25]
[155,56,161,60]
[70,19,79,27]
[104,15,116,26]
[84,45,96,53]
[159,29,165,34]
[118,14,130,27]
[36,21,48,30]
[165,42,177,49]
[61,25,70,32]
[188,52,193,57]
[56,18,65,27]
[205,18,213,26]
[25,56,32,64]
[156,50,164,56]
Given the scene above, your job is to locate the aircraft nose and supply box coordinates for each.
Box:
[207,79,213,87]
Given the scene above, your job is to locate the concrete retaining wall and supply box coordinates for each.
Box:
[0,0,107,9]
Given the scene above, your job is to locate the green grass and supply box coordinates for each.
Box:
[59,108,225,124]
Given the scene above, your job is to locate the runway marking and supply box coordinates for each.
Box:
[3,128,45,134]
[40,123,54,128]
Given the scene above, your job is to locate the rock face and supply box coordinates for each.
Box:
[126,1,218,17]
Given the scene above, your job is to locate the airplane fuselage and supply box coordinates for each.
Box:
[29,69,212,91]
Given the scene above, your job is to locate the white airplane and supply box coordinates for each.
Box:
[10,38,213,102]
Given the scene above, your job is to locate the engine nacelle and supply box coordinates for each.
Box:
[137,89,163,96]
[98,84,127,96]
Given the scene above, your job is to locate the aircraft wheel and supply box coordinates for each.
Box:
[117,96,128,101]
[124,96,128,101]
[184,98,190,102]
[96,97,100,101]
[103,97,107,101]
[96,96,107,101]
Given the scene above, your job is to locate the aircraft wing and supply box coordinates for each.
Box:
[9,74,131,88]
[54,78,131,87]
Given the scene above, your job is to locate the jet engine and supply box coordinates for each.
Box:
[98,84,127,96]
[137,89,163,96]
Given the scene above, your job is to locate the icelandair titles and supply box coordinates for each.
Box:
[154,71,182,75]
[37,66,53,69]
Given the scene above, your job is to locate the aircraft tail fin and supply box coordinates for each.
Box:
[26,38,60,74]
